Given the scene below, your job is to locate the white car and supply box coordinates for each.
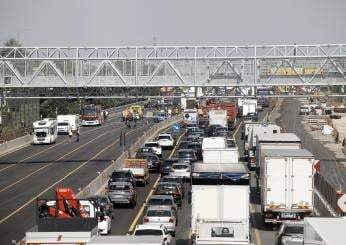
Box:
[133,224,173,245]
[157,133,175,149]
[143,206,177,236]
[169,162,191,180]
[143,142,162,157]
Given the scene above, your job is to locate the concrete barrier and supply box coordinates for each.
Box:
[0,134,32,156]
[76,115,181,198]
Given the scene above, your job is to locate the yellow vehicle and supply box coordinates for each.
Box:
[130,105,143,120]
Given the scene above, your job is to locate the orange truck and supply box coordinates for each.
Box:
[203,101,238,128]
[123,158,149,186]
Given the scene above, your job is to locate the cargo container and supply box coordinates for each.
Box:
[202,137,239,164]
[208,109,227,128]
[260,149,315,224]
[87,235,164,245]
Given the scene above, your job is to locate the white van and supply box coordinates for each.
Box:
[33,119,58,144]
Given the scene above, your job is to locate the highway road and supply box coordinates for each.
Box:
[0,112,156,245]
[1,98,343,245]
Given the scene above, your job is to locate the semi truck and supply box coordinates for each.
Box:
[202,137,239,164]
[259,149,315,224]
[190,163,251,245]
[255,133,302,172]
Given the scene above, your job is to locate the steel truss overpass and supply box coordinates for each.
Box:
[1,45,346,97]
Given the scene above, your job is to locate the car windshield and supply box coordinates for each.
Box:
[284,226,304,234]
[187,144,201,150]
[147,210,172,217]
[149,198,173,206]
[179,151,194,158]
[135,229,163,236]
[161,177,180,183]
[145,143,159,148]
[157,184,178,192]
[179,142,190,149]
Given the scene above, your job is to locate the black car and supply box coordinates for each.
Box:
[187,142,203,160]
[88,195,113,218]
[177,149,197,163]
[160,158,179,176]
[198,119,209,134]
[137,153,161,172]
[178,140,191,150]
[184,134,202,143]
[108,170,136,188]
[207,124,222,137]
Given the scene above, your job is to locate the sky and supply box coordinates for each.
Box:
[0,0,346,46]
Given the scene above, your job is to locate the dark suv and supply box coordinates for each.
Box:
[136,153,161,173]
[108,170,136,187]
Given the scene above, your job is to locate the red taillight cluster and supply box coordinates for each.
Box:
[172,193,181,197]
[169,217,175,223]
[143,216,149,222]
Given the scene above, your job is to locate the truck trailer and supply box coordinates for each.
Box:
[202,137,239,164]
[260,149,315,224]
[190,163,251,245]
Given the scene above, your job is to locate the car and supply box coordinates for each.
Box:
[187,142,203,160]
[153,112,169,123]
[154,182,183,207]
[160,158,179,176]
[143,206,177,236]
[108,170,136,188]
[186,126,199,135]
[88,195,113,219]
[184,134,201,143]
[107,182,137,207]
[169,162,191,180]
[133,224,173,245]
[145,195,178,219]
[207,124,222,137]
[160,175,185,198]
[275,221,304,245]
[156,133,175,149]
[136,153,161,173]
[244,112,258,122]
[214,127,230,137]
[198,118,209,133]
[143,142,162,157]
[299,105,310,115]
[226,138,237,148]
[137,146,155,155]
[177,149,197,163]
[178,140,191,150]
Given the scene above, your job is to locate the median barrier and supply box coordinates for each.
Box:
[76,115,181,198]
[0,134,32,156]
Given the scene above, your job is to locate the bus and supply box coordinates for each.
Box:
[33,118,58,144]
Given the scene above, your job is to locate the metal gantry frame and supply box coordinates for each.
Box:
[0,44,346,90]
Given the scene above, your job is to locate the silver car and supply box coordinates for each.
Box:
[275,221,304,245]
[145,195,178,219]
[143,206,177,236]
[107,182,137,207]
[169,162,191,180]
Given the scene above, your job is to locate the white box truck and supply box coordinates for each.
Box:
[260,149,315,224]
[190,163,250,245]
[256,133,302,172]
[247,123,281,170]
[202,137,239,164]
[303,217,346,245]
[208,109,228,128]
[87,236,164,245]
[57,114,80,134]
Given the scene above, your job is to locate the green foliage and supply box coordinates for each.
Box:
[40,99,81,117]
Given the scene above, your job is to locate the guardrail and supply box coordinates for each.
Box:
[76,115,182,198]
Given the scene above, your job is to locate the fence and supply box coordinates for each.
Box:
[76,115,182,198]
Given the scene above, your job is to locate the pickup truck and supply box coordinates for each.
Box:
[123,159,149,186]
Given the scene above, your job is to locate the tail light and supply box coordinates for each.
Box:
[172,192,181,197]
[169,217,175,223]
[171,206,176,211]
[143,216,149,222]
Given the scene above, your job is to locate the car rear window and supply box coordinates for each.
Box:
[109,184,130,191]
[158,135,171,140]
[135,230,162,236]
[179,151,194,158]
[146,210,172,217]
[148,198,173,206]
[284,226,304,234]
[188,144,201,150]
[111,172,131,178]
[58,122,69,126]
[145,143,159,148]
[173,164,188,170]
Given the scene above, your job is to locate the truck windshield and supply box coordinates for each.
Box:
[58,122,69,126]
[34,128,48,137]
[81,108,96,114]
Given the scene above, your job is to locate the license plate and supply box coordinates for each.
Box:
[281,213,296,218]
